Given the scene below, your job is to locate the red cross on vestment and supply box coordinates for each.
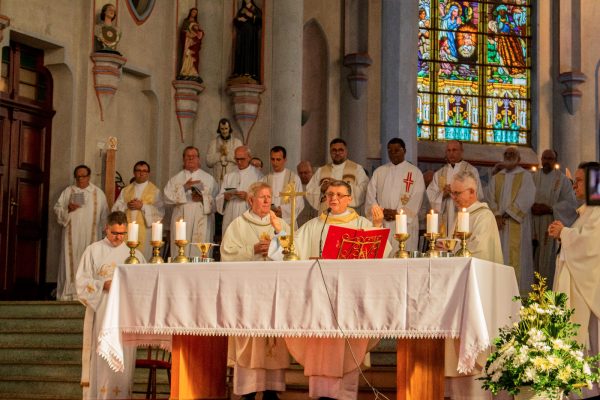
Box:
[403,172,414,192]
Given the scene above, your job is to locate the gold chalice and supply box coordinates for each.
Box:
[194,242,218,262]
[436,237,458,252]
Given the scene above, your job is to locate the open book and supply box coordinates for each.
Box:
[322,225,389,259]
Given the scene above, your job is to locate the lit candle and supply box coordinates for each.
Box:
[175,219,186,241]
[457,208,470,233]
[151,221,162,242]
[554,163,560,170]
[395,210,407,234]
[531,166,537,172]
[128,222,139,242]
[426,210,438,234]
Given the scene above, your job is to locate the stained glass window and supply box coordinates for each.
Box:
[417,0,531,145]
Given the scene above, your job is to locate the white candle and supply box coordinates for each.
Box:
[151,221,162,242]
[426,210,438,234]
[457,208,470,233]
[175,219,186,241]
[128,222,139,242]
[395,210,407,234]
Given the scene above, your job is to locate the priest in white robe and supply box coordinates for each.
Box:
[305,138,369,215]
[271,180,391,400]
[531,149,578,285]
[426,140,483,237]
[76,211,145,400]
[365,138,425,252]
[261,146,304,227]
[112,161,164,260]
[164,146,218,257]
[205,118,244,185]
[217,146,264,235]
[485,146,536,293]
[54,165,108,301]
[221,182,291,400]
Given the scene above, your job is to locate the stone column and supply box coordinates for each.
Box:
[271,0,303,169]
[381,0,418,163]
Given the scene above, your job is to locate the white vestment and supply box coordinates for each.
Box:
[297,183,319,228]
[76,239,145,400]
[364,161,425,252]
[217,166,264,235]
[205,135,244,185]
[112,181,164,260]
[426,161,483,236]
[164,168,218,257]
[305,160,369,214]
[485,166,536,293]
[261,168,304,227]
[221,211,291,394]
[54,183,108,301]
[532,169,578,285]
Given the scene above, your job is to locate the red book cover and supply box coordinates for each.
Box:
[321,225,389,259]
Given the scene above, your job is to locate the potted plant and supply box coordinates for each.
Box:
[480,273,599,399]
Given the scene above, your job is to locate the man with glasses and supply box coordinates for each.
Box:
[484,145,535,293]
[112,161,164,259]
[76,211,146,400]
[54,164,108,300]
[217,145,264,235]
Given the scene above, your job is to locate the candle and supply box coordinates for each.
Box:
[457,208,470,233]
[395,210,407,234]
[151,221,163,242]
[426,210,438,234]
[128,222,139,242]
[175,219,186,241]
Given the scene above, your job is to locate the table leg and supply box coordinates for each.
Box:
[396,338,445,400]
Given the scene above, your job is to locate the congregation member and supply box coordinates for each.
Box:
[305,138,369,215]
[531,149,578,285]
[112,161,164,260]
[217,145,264,235]
[365,138,425,251]
[485,145,535,293]
[273,180,390,400]
[221,182,291,400]
[164,146,218,257]
[206,118,243,185]
[76,211,145,400]
[54,165,108,301]
[296,160,318,227]
[426,140,483,236]
[261,146,304,226]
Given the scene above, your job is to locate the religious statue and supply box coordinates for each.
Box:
[177,7,204,82]
[94,3,122,54]
[230,0,262,84]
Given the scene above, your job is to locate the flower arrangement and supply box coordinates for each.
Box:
[480,273,599,399]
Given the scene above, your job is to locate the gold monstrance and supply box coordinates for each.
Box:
[279,182,305,261]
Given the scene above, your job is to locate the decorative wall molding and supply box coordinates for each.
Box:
[343,53,372,100]
[172,79,205,143]
[226,83,266,145]
[559,71,586,115]
[91,52,127,121]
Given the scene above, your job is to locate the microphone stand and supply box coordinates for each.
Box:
[318,207,332,258]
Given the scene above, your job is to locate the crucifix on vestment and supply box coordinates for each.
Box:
[278,181,305,261]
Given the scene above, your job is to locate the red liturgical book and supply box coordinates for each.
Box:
[322,225,389,259]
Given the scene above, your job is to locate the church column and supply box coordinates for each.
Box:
[270,0,303,169]
[340,0,371,168]
[554,0,585,172]
[380,1,418,163]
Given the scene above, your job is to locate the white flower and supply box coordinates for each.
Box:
[546,355,562,369]
[583,362,591,375]
[524,367,537,381]
[491,371,502,382]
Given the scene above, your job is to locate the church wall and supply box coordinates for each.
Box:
[366,0,382,166]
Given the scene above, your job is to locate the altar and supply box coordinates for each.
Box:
[98,257,519,399]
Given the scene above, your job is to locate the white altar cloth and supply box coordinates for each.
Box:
[98,257,518,375]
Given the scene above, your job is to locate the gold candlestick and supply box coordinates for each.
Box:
[424,232,441,258]
[173,239,189,263]
[125,241,140,264]
[149,241,164,264]
[394,233,410,258]
[454,231,472,257]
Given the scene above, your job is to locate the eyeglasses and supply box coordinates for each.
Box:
[75,175,89,179]
[109,231,127,236]
[450,189,470,197]
[134,169,149,173]
[325,192,350,199]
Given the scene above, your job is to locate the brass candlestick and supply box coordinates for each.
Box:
[125,241,140,264]
[424,232,441,258]
[195,242,218,262]
[173,239,189,263]
[394,233,410,258]
[454,231,472,257]
[149,241,164,264]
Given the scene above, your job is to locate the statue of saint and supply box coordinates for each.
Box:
[94,3,122,54]
[231,0,262,84]
[177,8,204,82]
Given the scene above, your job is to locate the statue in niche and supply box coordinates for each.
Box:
[230,0,262,84]
[94,3,122,54]
[177,7,204,82]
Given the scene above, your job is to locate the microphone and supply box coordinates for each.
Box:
[319,207,332,258]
